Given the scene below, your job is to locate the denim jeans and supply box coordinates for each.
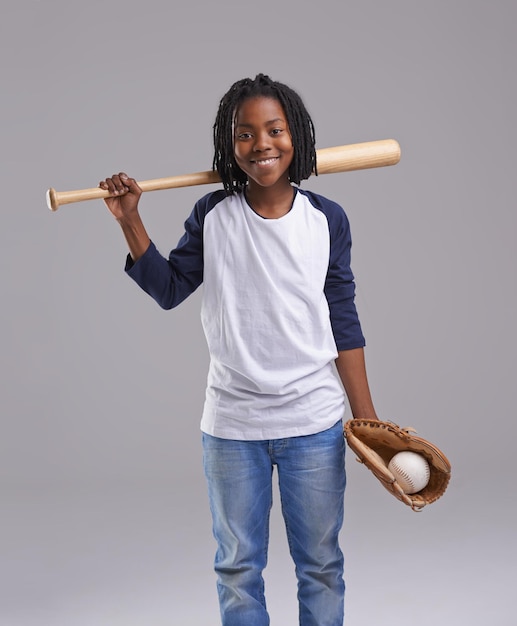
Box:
[202,420,346,626]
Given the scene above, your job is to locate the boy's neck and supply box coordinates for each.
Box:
[245,181,295,219]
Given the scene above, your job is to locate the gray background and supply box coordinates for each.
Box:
[2,1,515,624]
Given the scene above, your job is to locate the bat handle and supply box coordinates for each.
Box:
[46,170,222,211]
[46,186,111,211]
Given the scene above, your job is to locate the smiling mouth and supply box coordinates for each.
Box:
[251,157,279,166]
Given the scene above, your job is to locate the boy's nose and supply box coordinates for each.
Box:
[253,133,271,151]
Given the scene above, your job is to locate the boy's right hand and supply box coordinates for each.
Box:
[99,173,142,221]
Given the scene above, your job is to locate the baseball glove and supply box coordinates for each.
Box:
[343,419,451,511]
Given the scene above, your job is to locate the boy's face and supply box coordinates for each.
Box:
[233,96,294,190]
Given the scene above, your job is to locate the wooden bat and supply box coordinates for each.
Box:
[46,139,400,211]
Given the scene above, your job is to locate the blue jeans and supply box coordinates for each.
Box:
[202,420,346,626]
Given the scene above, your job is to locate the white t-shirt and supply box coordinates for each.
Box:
[126,188,365,440]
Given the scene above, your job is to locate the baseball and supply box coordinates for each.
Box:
[388,451,430,494]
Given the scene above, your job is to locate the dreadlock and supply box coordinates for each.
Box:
[212,74,317,194]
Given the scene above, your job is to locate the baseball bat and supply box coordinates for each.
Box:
[46,139,400,211]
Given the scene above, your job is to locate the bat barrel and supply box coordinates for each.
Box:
[316,139,401,174]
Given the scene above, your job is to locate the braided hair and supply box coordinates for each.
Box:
[213,74,317,194]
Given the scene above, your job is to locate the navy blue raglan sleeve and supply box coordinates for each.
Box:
[301,190,366,351]
[324,203,366,350]
[124,191,223,309]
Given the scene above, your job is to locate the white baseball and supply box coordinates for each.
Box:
[388,451,430,494]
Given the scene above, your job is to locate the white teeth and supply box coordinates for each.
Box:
[254,158,278,165]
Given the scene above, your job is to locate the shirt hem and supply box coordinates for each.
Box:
[200,413,345,441]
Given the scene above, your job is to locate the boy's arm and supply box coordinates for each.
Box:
[335,348,379,420]
[118,211,152,262]
[100,172,207,309]
[100,172,151,261]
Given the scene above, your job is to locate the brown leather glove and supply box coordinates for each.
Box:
[344,419,451,511]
